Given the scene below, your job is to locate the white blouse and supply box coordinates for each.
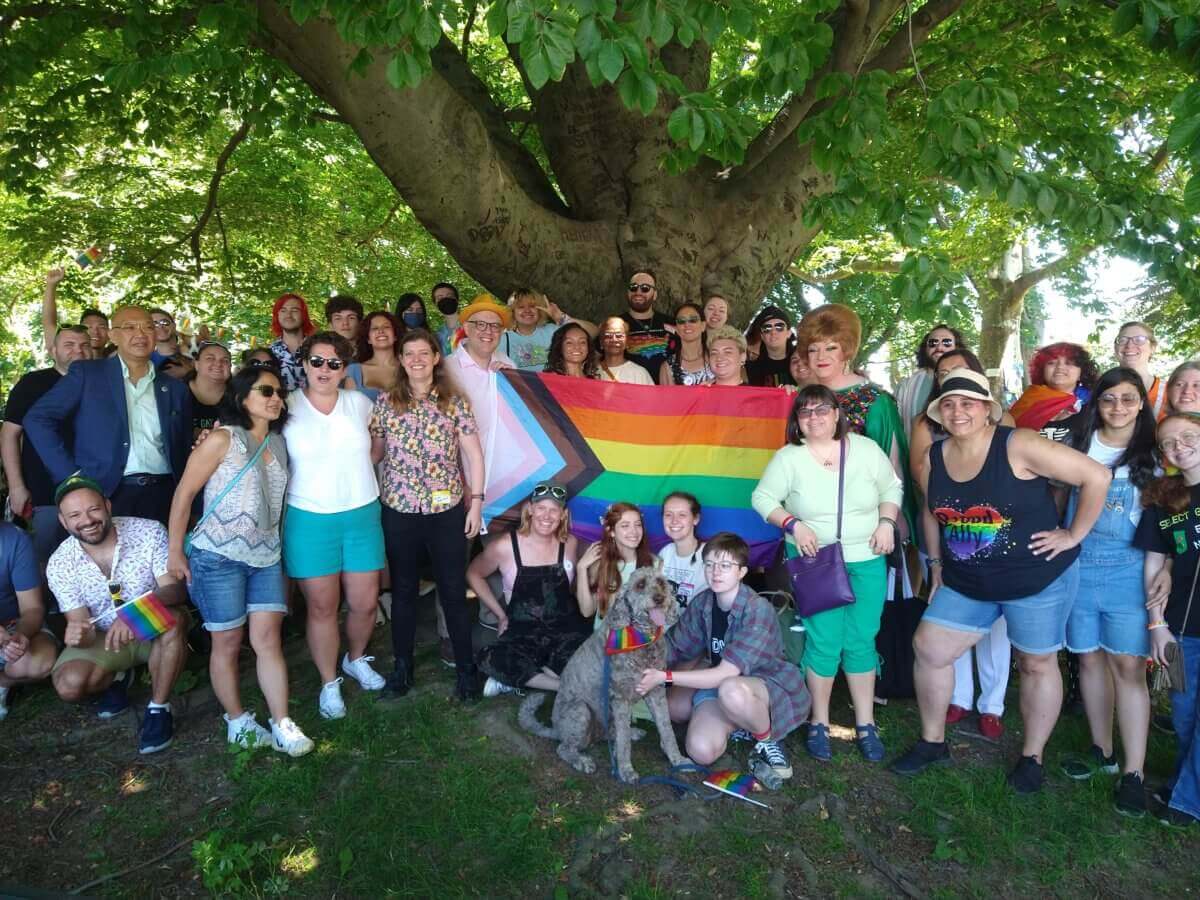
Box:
[283,389,379,514]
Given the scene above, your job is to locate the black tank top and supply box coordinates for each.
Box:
[928,426,1077,601]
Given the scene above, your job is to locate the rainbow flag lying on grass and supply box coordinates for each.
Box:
[484,372,791,566]
[703,769,769,808]
[114,591,177,641]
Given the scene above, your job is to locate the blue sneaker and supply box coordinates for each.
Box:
[94,672,130,719]
[805,722,832,761]
[855,723,886,763]
[138,706,174,754]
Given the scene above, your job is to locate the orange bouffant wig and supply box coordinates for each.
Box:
[796,303,862,361]
[588,502,655,617]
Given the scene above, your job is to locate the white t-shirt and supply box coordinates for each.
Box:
[283,389,379,514]
[657,542,708,610]
[598,360,654,385]
[1087,433,1143,527]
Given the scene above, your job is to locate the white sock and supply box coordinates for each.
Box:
[148,701,170,711]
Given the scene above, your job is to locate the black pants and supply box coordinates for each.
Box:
[382,504,473,673]
[110,476,174,525]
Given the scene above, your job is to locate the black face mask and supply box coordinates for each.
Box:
[436,297,459,316]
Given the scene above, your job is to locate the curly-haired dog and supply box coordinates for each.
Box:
[519,566,690,783]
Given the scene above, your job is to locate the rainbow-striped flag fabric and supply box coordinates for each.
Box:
[704,769,758,796]
[484,372,791,566]
[74,246,103,269]
[114,591,177,641]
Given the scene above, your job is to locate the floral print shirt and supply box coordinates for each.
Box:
[369,392,478,515]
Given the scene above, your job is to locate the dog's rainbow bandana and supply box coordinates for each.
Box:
[605,624,663,655]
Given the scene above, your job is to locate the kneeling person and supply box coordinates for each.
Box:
[47,476,188,754]
[0,522,58,719]
[636,532,811,782]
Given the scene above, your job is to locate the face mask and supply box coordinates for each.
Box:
[402,311,426,328]
[436,297,458,316]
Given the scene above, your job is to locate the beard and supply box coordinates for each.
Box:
[71,518,112,546]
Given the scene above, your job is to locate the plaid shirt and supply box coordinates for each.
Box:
[668,584,810,738]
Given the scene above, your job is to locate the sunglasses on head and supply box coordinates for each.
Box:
[307,355,345,370]
[249,385,286,399]
[531,484,567,501]
[627,283,654,293]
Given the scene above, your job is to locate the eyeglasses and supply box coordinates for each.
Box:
[627,283,655,293]
[151,318,173,328]
[1099,393,1140,408]
[249,385,286,398]
[1116,335,1151,347]
[307,355,345,371]
[468,320,503,333]
[531,484,567,501]
[703,560,740,573]
[602,331,626,339]
[1160,432,1200,454]
[675,316,702,325]
[926,337,956,348]
[796,403,834,419]
[248,359,279,370]
[114,322,155,334]
[759,322,789,333]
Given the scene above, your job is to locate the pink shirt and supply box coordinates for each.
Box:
[448,343,514,448]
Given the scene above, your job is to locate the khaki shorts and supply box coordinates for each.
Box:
[52,609,190,674]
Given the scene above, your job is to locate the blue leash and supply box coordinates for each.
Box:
[600,655,720,800]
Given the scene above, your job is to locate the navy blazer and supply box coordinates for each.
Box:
[23,355,192,495]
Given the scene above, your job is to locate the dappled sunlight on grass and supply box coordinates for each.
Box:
[118,769,150,796]
[279,844,319,879]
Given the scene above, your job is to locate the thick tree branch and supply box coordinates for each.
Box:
[355,199,403,247]
[789,257,903,283]
[310,109,346,124]
[1010,245,1096,296]
[461,1,476,59]
[863,0,967,76]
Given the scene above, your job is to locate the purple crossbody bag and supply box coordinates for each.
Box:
[785,438,857,617]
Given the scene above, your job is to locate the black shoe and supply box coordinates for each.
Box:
[1007,755,1045,795]
[1156,805,1199,830]
[1114,772,1146,819]
[1152,785,1173,808]
[454,665,481,702]
[1152,713,1176,735]
[890,740,952,776]
[382,659,413,698]
[1061,744,1119,781]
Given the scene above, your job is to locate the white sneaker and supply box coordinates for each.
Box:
[270,717,315,757]
[319,678,347,720]
[224,711,271,748]
[483,676,519,698]
[0,686,9,720]
[341,653,386,690]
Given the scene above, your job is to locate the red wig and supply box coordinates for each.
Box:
[271,293,316,339]
[1029,342,1099,389]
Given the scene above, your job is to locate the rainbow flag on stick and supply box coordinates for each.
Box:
[703,769,770,809]
[99,591,177,640]
[73,246,103,269]
[485,373,791,566]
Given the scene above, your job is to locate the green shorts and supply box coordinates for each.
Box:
[52,609,191,673]
[282,501,386,579]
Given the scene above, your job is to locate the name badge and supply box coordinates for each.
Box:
[430,489,453,513]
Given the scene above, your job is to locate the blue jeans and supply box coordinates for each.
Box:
[187,548,287,631]
[1169,635,1200,820]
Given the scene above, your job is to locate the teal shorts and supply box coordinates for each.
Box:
[282,501,385,579]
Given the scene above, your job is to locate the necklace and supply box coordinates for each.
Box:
[809,442,839,468]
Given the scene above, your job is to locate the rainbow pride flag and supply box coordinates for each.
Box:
[484,373,791,566]
[114,591,177,641]
[74,246,103,269]
[703,769,769,808]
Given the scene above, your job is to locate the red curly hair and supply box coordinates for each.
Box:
[1029,342,1098,390]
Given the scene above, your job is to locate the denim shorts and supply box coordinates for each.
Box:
[282,501,385,579]
[1066,557,1149,657]
[924,560,1079,655]
[188,548,287,632]
[691,687,721,708]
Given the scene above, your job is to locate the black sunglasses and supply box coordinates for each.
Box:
[248,358,279,370]
[531,484,567,501]
[627,284,654,293]
[307,355,345,371]
[926,337,956,348]
[249,385,286,399]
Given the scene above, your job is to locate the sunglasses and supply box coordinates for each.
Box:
[250,385,286,398]
[531,484,567,501]
[1098,393,1140,408]
[675,315,702,325]
[151,318,173,328]
[926,337,956,348]
[307,355,345,371]
[627,284,655,293]
[248,358,279,370]
[796,403,834,419]
[759,322,789,333]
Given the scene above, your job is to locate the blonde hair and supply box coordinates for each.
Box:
[507,288,550,325]
[517,501,572,541]
[706,325,747,354]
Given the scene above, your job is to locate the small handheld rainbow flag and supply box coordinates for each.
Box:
[108,591,177,640]
[74,246,103,269]
[703,769,770,809]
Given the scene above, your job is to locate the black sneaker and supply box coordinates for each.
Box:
[1114,772,1146,819]
[1007,755,1045,795]
[1060,744,1118,781]
[138,706,174,754]
[890,740,952,776]
[454,665,481,702]
[750,739,793,780]
[94,671,130,719]
[381,659,413,699]
[1152,785,1173,808]
[1156,805,1198,830]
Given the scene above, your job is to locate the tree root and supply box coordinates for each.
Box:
[802,793,925,900]
[69,833,200,894]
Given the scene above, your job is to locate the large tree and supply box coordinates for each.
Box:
[2,0,1198,325]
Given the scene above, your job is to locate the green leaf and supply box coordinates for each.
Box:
[1142,4,1159,42]
[485,0,508,37]
[689,109,706,151]
[729,5,754,38]
[385,53,408,89]
[414,9,442,49]
[667,105,690,143]
[575,16,602,57]
[525,49,551,89]
[616,68,639,110]
[1112,0,1139,35]
[598,40,623,83]
[637,70,658,114]
[1167,114,1200,153]
[1185,174,1200,213]
[651,7,673,47]
[1036,186,1057,217]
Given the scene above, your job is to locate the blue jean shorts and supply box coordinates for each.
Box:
[924,560,1079,655]
[691,687,721,709]
[188,548,287,632]
[1066,557,1149,657]
[282,501,385,579]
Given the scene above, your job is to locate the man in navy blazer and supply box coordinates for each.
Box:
[24,306,192,525]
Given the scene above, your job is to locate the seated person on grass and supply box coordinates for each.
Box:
[47,475,188,754]
[635,532,811,783]
[0,521,58,720]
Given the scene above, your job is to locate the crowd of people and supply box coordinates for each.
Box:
[1,268,1198,830]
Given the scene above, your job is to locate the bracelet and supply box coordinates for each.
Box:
[470,493,484,499]
[781,515,798,532]
[1148,621,1168,630]
[664,670,673,685]
[879,516,897,527]
[927,558,943,567]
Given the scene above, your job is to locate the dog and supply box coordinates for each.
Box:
[518,566,690,783]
